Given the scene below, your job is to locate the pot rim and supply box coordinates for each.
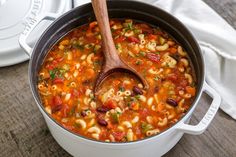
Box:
[29,0,205,145]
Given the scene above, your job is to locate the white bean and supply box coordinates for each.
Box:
[131,116,139,124]
[147,97,154,106]
[85,89,92,96]
[138,95,147,102]
[64,93,71,101]
[80,54,87,60]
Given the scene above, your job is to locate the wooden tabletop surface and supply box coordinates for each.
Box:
[1,0,236,156]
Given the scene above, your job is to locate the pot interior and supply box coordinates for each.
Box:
[29,0,204,142]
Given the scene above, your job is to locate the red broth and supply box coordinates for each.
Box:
[37,19,196,142]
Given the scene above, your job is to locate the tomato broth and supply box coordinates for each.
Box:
[37,19,196,142]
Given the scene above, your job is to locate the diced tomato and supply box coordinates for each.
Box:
[115,36,126,43]
[127,36,140,43]
[46,64,55,70]
[51,96,63,113]
[89,21,97,29]
[135,127,142,136]
[71,89,79,98]
[138,23,153,34]
[185,86,196,96]
[166,73,178,82]
[139,108,149,119]
[56,57,64,62]
[112,131,125,141]
[107,121,115,130]
[179,79,188,88]
[62,104,69,117]
[52,60,57,65]
[104,99,117,109]
[109,20,115,26]
[53,78,64,84]
[147,34,157,40]
[141,28,153,34]
[52,96,62,106]
[146,53,160,62]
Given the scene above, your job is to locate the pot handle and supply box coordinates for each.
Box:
[18,13,59,56]
[176,82,221,135]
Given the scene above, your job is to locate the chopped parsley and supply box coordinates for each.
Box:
[119,86,125,92]
[140,51,146,57]
[141,122,153,133]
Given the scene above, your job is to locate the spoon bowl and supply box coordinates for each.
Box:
[91,0,149,94]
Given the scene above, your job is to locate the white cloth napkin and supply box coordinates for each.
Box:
[74,0,236,119]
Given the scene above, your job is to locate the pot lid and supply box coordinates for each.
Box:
[0,0,72,67]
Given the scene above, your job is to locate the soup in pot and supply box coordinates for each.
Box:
[37,19,196,142]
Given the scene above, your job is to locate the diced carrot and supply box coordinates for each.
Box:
[157,102,165,112]
[169,47,177,54]
[104,99,117,109]
[147,34,157,40]
[60,39,70,46]
[86,68,95,78]
[131,102,139,110]
[185,86,196,96]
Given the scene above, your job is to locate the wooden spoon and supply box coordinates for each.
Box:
[92,0,149,94]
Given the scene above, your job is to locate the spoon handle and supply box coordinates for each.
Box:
[92,0,120,65]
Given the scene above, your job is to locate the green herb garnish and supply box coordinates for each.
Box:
[119,86,125,92]
[135,60,142,65]
[140,51,146,57]
[141,122,153,133]
[154,76,160,81]
[111,112,119,123]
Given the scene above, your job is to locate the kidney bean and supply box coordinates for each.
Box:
[81,110,87,117]
[127,36,140,43]
[166,98,178,107]
[96,106,110,113]
[154,86,159,93]
[146,53,160,62]
[132,86,143,95]
[97,119,108,126]
[52,104,63,113]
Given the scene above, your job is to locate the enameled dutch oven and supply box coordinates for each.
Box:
[19,1,221,157]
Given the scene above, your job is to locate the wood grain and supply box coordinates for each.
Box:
[0,0,236,157]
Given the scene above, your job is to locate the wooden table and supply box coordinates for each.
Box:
[1,0,236,156]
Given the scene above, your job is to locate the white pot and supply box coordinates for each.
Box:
[18,1,221,156]
[38,82,220,157]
